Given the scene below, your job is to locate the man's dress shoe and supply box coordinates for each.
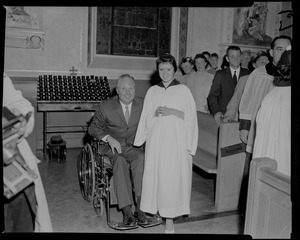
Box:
[134,210,150,226]
[123,213,137,227]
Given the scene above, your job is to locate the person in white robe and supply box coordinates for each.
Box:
[3,72,53,232]
[134,54,198,233]
[253,47,291,176]
[223,50,270,122]
[239,35,291,154]
[235,35,291,214]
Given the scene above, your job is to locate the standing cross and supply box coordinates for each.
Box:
[69,66,78,76]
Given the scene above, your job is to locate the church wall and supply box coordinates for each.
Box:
[3,4,292,150]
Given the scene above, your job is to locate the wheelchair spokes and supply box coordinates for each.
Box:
[78,143,95,202]
[92,152,109,216]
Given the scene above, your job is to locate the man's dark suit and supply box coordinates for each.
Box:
[88,95,144,209]
[207,67,251,115]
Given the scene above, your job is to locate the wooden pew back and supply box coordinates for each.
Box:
[244,157,291,238]
[197,111,219,156]
[194,112,219,173]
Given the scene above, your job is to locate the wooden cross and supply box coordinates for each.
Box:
[69,66,78,76]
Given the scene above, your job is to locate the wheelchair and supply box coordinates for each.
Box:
[77,136,162,230]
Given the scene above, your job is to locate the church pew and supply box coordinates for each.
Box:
[193,111,246,212]
[244,157,291,239]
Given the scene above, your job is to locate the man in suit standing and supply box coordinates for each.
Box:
[88,74,149,228]
[207,45,251,125]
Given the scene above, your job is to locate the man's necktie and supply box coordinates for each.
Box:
[125,106,130,124]
[233,71,237,85]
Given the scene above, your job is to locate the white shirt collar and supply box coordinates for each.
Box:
[229,66,240,77]
[120,101,132,114]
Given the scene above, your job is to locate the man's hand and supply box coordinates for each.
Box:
[214,112,223,125]
[204,105,209,114]
[240,129,249,144]
[107,135,122,154]
[222,116,232,123]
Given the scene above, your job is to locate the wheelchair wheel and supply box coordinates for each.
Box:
[77,143,95,202]
[77,148,86,200]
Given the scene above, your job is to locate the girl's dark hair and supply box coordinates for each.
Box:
[253,50,271,63]
[248,50,270,72]
[179,57,195,74]
[194,53,210,69]
[221,55,229,69]
[211,53,219,59]
[156,53,177,72]
[273,49,291,85]
[180,56,193,65]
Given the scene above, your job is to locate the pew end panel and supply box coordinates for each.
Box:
[194,112,246,212]
[215,121,246,212]
[244,157,291,239]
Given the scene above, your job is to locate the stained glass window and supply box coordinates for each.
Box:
[96,7,171,57]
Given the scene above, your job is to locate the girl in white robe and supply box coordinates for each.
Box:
[134,54,198,233]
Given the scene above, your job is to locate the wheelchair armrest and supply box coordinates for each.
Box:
[99,140,107,145]
[91,136,107,145]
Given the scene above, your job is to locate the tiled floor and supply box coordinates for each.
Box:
[37,148,245,234]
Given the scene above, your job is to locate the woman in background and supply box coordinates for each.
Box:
[177,56,196,85]
[134,54,198,233]
[220,54,229,69]
[186,53,214,113]
[248,50,271,72]
[240,50,251,70]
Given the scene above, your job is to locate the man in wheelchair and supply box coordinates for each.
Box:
[88,74,160,229]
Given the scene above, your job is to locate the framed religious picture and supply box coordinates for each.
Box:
[4,6,45,49]
[219,2,292,56]
[232,2,280,47]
